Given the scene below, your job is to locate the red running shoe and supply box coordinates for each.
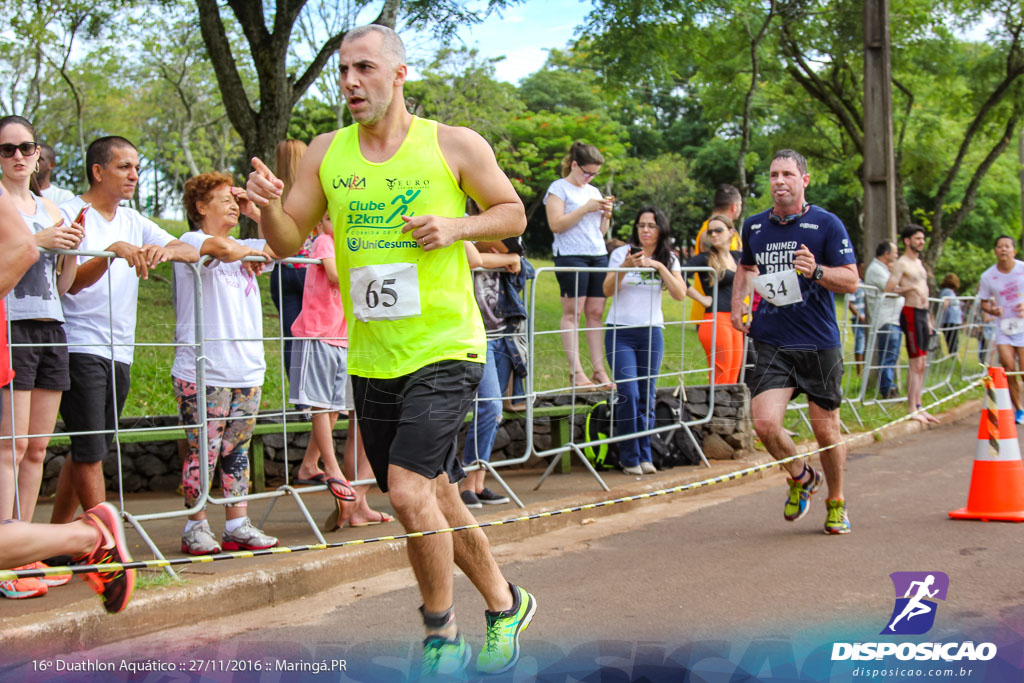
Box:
[76,502,136,613]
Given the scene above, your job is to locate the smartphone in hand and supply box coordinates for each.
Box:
[74,202,91,226]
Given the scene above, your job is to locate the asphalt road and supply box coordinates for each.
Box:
[14,414,1024,682]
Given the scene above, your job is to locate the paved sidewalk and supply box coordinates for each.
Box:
[0,397,980,662]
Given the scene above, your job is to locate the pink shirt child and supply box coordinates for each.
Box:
[290,234,348,347]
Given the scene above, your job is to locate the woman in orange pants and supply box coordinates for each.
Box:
[684,215,745,384]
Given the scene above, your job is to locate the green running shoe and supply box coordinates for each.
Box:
[476,584,536,675]
[784,468,822,521]
[420,633,471,680]
[824,498,851,535]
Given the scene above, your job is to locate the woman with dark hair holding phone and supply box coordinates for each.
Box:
[602,206,685,475]
[545,141,616,389]
[0,115,84,598]
[684,214,744,384]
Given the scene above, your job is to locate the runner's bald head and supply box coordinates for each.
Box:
[342,25,406,67]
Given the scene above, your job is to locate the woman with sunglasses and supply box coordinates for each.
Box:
[544,141,616,390]
[602,206,685,475]
[684,215,745,384]
[0,115,84,598]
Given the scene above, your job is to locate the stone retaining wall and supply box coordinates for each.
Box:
[37,384,752,494]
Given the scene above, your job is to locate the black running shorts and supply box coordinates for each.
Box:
[6,320,70,392]
[746,341,844,411]
[60,352,132,463]
[351,360,484,492]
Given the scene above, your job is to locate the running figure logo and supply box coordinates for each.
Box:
[882,571,949,635]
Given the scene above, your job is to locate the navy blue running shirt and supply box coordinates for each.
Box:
[740,205,856,350]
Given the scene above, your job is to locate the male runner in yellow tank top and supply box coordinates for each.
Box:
[245,25,534,678]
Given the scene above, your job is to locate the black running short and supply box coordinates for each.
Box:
[351,360,484,493]
[746,341,844,411]
[60,353,131,463]
[553,254,609,299]
[6,320,70,392]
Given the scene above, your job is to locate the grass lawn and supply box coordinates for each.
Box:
[124,256,712,417]
[123,255,985,426]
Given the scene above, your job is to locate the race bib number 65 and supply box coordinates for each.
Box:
[753,269,803,307]
[349,262,422,322]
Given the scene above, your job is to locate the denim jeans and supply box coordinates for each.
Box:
[463,338,515,465]
[875,323,902,396]
[604,326,665,468]
[270,266,306,382]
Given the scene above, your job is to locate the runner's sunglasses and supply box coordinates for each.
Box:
[0,142,38,158]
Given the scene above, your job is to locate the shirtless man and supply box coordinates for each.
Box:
[886,225,939,424]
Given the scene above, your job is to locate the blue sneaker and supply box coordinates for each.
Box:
[476,584,537,674]
[783,468,823,521]
[421,633,471,680]
[1015,409,1024,425]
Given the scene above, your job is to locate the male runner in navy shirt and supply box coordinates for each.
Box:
[730,149,858,534]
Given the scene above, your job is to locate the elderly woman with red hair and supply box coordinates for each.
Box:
[171,172,290,555]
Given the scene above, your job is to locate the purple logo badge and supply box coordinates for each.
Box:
[882,571,949,635]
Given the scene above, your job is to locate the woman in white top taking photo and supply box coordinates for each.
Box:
[544,141,615,390]
[602,206,685,475]
[0,115,84,598]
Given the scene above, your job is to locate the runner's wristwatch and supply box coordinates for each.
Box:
[812,265,824,281]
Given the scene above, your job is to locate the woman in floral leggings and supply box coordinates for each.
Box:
[172,172,279,555]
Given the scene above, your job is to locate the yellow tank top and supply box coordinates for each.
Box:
[319,116,485,378]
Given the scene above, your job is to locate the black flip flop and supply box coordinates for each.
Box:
[295,473,327,486]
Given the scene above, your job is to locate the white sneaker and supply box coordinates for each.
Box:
[181,520,221,555]
[221,518,278,551]
[622,465,643,475]
[639,461,657,474]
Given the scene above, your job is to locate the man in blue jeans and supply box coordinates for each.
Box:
[864,240,904,399]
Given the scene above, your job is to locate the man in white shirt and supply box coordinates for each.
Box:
[36,144,75,205]
[864,240,904,399]
[978,235,1024,424]
[50,136,197,524]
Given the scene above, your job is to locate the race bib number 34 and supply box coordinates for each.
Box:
[753,269,803,307]
[350,262,422,322]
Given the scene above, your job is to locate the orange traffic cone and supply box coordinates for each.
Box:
[949,366,1024,522]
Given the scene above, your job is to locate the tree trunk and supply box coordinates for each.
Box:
[781,6,1024,277]
[737,0,776,201]
[196,0,402,237]
[1019,130,1024,253]
[924,113,1020,271]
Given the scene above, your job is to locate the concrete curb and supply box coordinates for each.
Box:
[1,397,982,658]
